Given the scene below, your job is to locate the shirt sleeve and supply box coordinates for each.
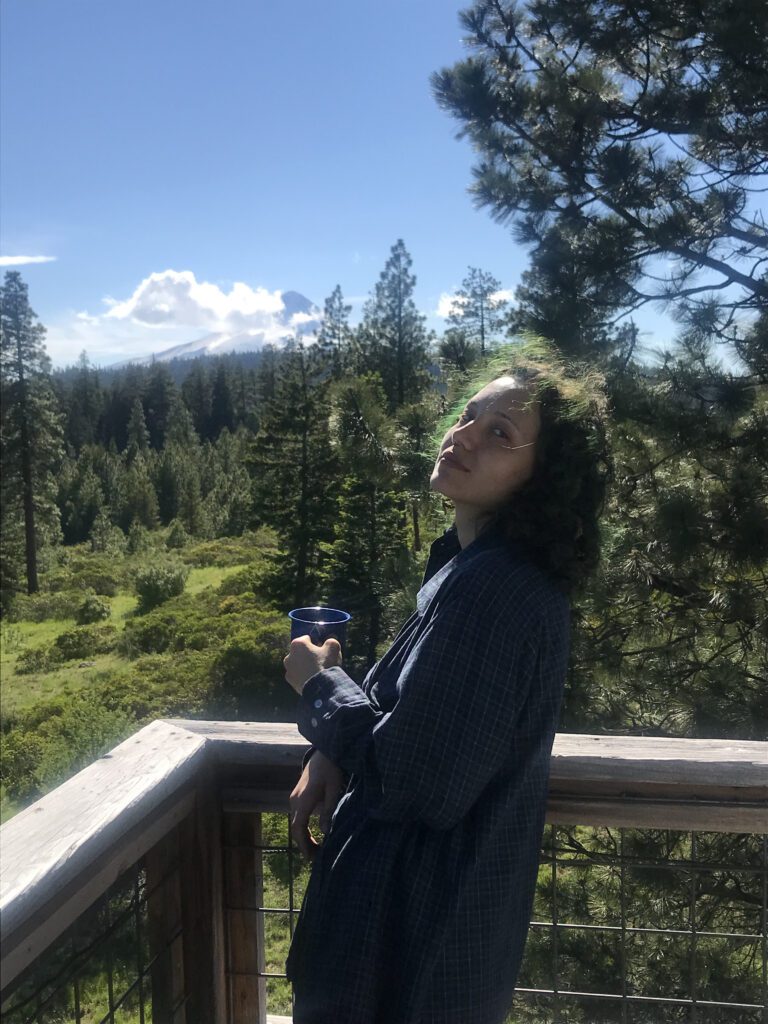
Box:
[297,576,551,830]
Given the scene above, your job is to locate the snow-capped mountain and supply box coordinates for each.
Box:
[110,291,321,367]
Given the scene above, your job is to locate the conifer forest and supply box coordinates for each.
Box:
[1,1,767,1020]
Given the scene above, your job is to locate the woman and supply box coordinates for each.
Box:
[283,342,609,1023]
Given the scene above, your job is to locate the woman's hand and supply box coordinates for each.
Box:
[283,635,342,694]
[289,751,346,860]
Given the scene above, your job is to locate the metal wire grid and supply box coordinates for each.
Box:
[247,817,768,1023]
[221,812,304,1018]
[1,858,182,1024]
[515,826,768,1022]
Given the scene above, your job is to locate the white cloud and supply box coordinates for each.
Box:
[436,288,514,318]
[104,269,285,330]
[44,268,321,367]
[436,292,467,318]
[0,255,57,266]
[289,311,316,328]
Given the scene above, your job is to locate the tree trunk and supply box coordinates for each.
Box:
[367,486,380,666]
[21,419,38,594]
[295,389,310,609]
[412,499,421,553]
[15,356,38,594]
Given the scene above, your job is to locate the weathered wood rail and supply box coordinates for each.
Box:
[1,719,767,1022]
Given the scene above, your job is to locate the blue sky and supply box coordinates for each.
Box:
[2,0,671,367]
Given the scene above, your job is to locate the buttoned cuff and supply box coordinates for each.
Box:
[297,666,380,770]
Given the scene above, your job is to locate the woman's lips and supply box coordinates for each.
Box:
[440,450,470,472]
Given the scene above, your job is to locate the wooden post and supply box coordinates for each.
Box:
[178,768,227,1024]
[145,827,186,1024]
[223,811,267,1024]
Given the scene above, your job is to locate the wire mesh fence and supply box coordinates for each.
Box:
[1,863,157,1024]
[248,817,768,1023]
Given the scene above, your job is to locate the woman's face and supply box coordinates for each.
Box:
[429,376,541,514]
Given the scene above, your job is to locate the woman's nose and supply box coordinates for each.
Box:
[451,421,474,448]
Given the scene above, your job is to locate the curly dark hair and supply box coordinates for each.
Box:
[429,337,612,594]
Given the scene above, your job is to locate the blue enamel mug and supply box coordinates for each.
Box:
[288,606,351,648]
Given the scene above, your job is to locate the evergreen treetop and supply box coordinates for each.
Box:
[432,0,768,358]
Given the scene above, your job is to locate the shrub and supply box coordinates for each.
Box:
[120,594,228,657]
[119,616,176,656]
[10,591,80,623]
[166,519,190,550]
[217,566,257,597]
[16,644,56,675]
[89,511,126,555]
[71,570,120,597]
[1,694,136,804]
[134,563,189,613]
[182,529,276,568]
[1,730,47,802]
[75,592,111,625]
[33,697,135,794]
[208,613,293,721]
[45,555,121,597]
[127,651,214,716]
[127,522,152,555]
[53,624,118,662]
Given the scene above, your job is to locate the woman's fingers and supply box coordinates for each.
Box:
[319,783,342,835]
[289,759,345,858]
[289,788,322,860]
[290,811,320,861]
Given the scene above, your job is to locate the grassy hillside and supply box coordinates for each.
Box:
[0,527,299,821]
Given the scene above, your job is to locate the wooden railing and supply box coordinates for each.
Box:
[1,720,767,1023]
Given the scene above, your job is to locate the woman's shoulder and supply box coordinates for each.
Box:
[449,539,570,626]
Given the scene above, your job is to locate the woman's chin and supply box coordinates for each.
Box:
[429,473,449,497]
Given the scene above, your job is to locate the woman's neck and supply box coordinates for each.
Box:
[453,507,494,549]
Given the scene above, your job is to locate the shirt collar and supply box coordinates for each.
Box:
[417,520,509,614]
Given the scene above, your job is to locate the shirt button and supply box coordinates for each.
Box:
[313,698,323,709]
[310,717,318,728]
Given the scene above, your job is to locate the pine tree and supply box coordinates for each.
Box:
[319,373,411,667]
[200,429,253,536]
[0,417,24,615]
[102,364,147,451]
[317,285,352,379]
[432,0,768,356]
[231,362,259,432]
[255,344,279,407]
[0,271,64,594]
[247,341,338,608]
[144,361,177,449]
[58,452,106,544]
[64,351,104,451]
[393,397,442,553]
[447,266,508,356]
[438,326,480,375]
[126,397,150,459]
[117,454,159,531]
[209,361,236,437]
[181,361,212,439]
[358,240,432,411]
[165,395,198,447]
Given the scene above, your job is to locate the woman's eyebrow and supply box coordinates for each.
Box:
[486,403,522,427]
[465,400,522,431]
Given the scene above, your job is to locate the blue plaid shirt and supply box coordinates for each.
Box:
[286,522,570,1023]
